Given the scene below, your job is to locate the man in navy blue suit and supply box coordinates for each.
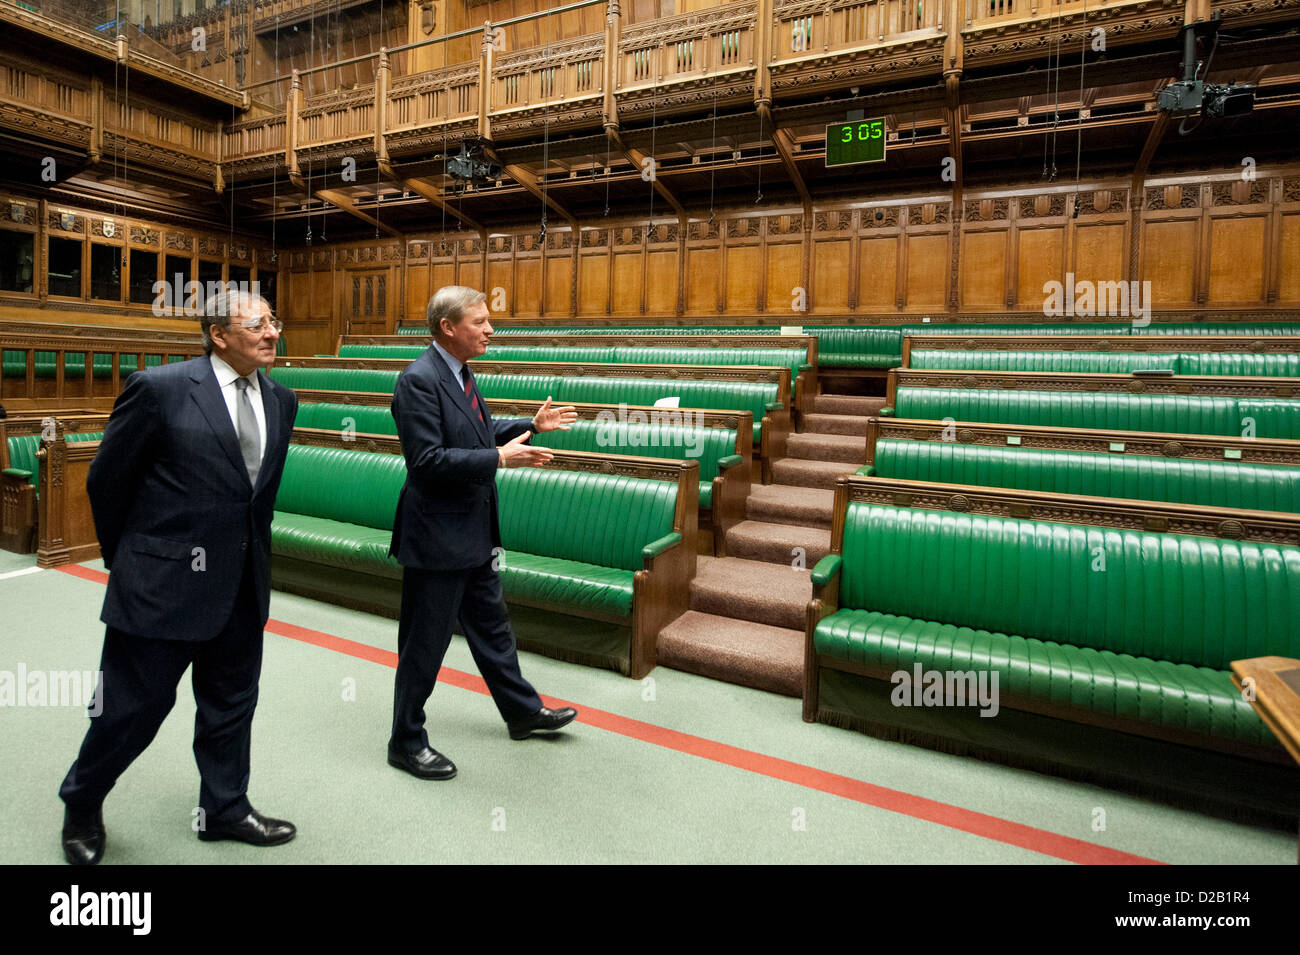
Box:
[387,286,579,780]
[59,290,298,864]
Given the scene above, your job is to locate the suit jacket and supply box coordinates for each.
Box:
[389,345,530,571]
[88,356,298,642]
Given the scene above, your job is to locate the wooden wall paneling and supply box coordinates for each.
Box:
[513,232,543,316]
[577,229,610,315]
[724,217,761,314]
[904,202,953,308]
[543,229,575,317]
[455,234,484,297]
[1204,178,1271,305]
[405,240,431,324]
[811,209,854,314]
[1141,184,1201,309]
[486,236,515,318]
[684,219,722,314]
[645,220,679,316]
[1015,226,1066,312]
[1072,219,1128,290]
[764,213,805,317]
[611,225,644,315]
[1278,189,1300,304]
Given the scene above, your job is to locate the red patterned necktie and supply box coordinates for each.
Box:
[462,366,484,423]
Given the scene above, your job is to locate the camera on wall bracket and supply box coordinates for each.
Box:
[1156,13,1256,127]
[445,141,502,185]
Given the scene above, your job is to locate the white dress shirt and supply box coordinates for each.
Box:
[210,352,267,466]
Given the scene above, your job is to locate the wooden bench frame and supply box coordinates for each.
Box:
[286,428,698,678]
[900,334,1300,367]
[1,414,109,554]
[35,430,102,568]
[278,356,793,482]
[862,417,1300,467]
[804,474,1300,766]
[886,368,1300,407]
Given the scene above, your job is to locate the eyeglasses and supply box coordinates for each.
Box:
[238,317,283,333]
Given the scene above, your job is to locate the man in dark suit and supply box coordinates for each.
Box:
[58,290,298,864]
[388,286,579,780]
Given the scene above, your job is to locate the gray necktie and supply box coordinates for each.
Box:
[234,377,261,488]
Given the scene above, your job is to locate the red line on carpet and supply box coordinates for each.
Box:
[56,564,1161,865]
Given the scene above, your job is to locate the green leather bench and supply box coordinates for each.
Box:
[272,438,697,676]
[885,388,1300,439]
[292,400,747,510]
[908,350,1300,376]
[861,439,1300,512]
[804,475,1300,820]
[272,363,786,455]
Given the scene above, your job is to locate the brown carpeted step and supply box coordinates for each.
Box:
[724,520,831,566]
[771,457,860,490]
[689,555,812,630]
[656,611,804,697]
[786,431,866,464]
[812,394,887,416]
[745,484,834,529]
[802,412,874,437]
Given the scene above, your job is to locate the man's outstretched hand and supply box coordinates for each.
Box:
[498,430,553,469]
[531,395,578,433]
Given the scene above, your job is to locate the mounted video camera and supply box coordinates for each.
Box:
[445,142,502,185]
[1156,13,1256,124]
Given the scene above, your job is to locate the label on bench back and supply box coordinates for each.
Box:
[780,326,804,336]
[1108,442,1125,453]
[1005,436,1021,446]
[1223,448,1242,460]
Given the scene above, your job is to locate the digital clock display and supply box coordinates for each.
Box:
[825,118,887,167]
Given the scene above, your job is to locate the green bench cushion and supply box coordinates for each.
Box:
[839,503,1300,671]
[294,402,395,435]
[270,367,402,392]
[872,439,1300,512]
[271,511,400,577]
[909,350,1181,373]
[812,609,1272,746]
[893,387,1300,438]
[496,552,635,617]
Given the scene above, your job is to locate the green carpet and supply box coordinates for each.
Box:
[1,560,1294,864]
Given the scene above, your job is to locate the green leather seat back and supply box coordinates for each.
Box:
[484,346,617,363]
[909,350,1181,373]
[269,366,402,393]
[532,419,735,506]
[1238,399,1300,440]
[615,346,807,375]
[808,327,901,367]
[475,373,563,400]
[338,344,425,359]
[894,387,1272,437]
[274,444,407,530]
[1180,353,1300,377]
[837,502,1300,671]
[873,439,1300,512]
[496,466,677,572]
[294,402,395,436]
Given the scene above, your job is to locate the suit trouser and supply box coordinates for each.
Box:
[391,560,543,751]
[58,558,264,827]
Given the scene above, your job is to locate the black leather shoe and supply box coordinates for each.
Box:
[387,745,457,780]
[197,810,296,846]
[62,805,105,866]
[508,706,578,740]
